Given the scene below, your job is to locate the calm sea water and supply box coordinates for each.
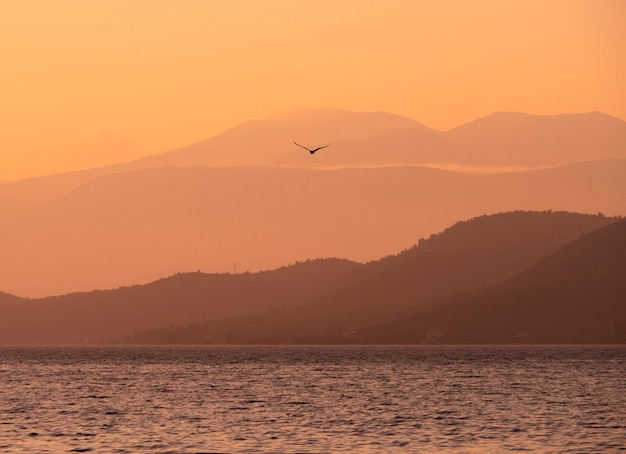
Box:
[1,346,625,453]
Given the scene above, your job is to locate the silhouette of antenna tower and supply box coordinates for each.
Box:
[232,262,238,275]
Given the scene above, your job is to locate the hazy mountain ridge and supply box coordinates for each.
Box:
[0,108,432,203]
[275,111,626,168]
[130,108,434,168]
[445,111,626,166]
[0,258,361,345]
[1,109,624,205]
[1,108,624,297]
[1,161,624,297]
[127,109,626,169]
[112,211,621,345]
[273,127,458,167]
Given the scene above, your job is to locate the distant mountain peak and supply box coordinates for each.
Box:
[446,110,626,165]
[464,110,624,125]
[269,107,432,129]
[269,107,352,119]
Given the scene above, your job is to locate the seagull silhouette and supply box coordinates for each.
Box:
[293,141,331,154]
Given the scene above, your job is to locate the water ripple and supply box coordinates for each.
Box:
[0,345,625,453]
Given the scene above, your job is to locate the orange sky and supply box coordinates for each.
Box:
[1,0,625,180]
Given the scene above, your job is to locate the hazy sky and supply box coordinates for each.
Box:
[1,0,625,180]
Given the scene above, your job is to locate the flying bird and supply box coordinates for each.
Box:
[293,141,331,154]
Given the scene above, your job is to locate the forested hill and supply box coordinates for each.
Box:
[116,211,620,345]
[364,217,626,344]
[0,258,361,345]
[0,291,22,304]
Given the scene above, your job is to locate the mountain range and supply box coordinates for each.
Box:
[365,217,626,344]
[2,109,626,204]
[118,213,626,345]
[0,211,622,345]
[0,258,360,345]
[0,161,624,297]
[103,109,626,169]
[0,108,625,300]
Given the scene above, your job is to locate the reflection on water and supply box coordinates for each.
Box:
[1,346,625,453]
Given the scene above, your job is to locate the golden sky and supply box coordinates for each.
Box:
[1,0,625,180]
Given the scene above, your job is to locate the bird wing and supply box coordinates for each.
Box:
[293,141,311,152]
[312,144,331,152]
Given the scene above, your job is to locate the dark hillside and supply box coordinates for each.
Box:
[367,219,626,344]
[0,291,24,304]
[119,211,619,344]
[0,258,361,345]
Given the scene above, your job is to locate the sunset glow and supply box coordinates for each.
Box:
[1,0,625,179]
[2,3,626,452]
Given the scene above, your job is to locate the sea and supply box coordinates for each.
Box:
[1,346,625,453]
